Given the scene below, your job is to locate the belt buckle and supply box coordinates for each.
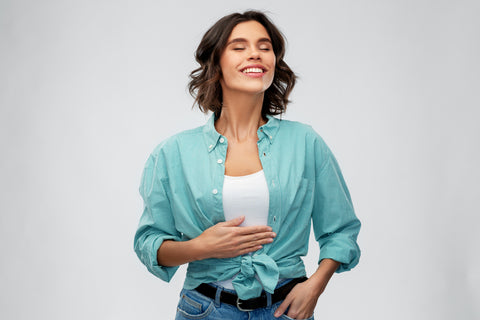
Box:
[236,297,254,312]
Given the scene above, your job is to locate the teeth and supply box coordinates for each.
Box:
[242,67,263,73]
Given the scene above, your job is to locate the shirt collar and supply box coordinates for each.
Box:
[203,113,280,152]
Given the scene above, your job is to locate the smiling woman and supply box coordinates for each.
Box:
[220,21,276,96]
[134,10,361,320]
[188,11,296,118]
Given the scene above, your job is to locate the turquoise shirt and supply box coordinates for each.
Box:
[134,113,361,300]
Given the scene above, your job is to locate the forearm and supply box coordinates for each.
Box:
[157,217,275,267]
[157,238,205,267]
[307,258,340,296]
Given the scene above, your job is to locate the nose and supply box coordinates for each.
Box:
[248,47,260,60]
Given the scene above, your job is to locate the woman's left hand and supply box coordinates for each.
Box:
[273,279,322,319]
[273,259,340,319]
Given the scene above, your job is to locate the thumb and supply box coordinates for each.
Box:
[222,215,245,227]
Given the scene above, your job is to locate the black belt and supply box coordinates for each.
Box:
[194,277,308,311]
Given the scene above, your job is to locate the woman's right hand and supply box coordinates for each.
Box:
[192,216,276,260]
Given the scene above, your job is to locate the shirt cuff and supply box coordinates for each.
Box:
[318,240,361,273]
[141,234,180,282]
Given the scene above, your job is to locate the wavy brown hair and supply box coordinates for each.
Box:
[188,10,296,118]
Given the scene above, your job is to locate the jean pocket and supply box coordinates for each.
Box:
[176,289,215,319]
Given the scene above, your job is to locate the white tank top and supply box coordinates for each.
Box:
[222,169,270,226]
[213,169,270,290]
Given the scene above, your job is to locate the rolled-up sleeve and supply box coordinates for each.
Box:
[311,134,361,273]
[133,150,181,282]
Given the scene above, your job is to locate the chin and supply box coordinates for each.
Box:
[221,77,273,96]
[232,82,272,95]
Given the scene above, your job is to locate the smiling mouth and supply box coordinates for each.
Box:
[242,67,265,74]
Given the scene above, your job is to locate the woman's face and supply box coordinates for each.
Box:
[219,20,276,97]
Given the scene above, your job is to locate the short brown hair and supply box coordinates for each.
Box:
[188,10,296,117]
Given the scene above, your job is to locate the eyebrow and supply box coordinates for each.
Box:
[227,37,272,45]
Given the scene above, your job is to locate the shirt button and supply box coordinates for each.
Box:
[209,144,213,149]
[219,138,225,143]
[217,159,223,164]
[269,135,273,139]
[212,189,218,195]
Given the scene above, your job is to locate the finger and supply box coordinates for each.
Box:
[238,245,263,255]
[236,236,274,251]
[235,225,273,234]
[274,296,292,318]
[242,231,276,243]
[221,216,245,227]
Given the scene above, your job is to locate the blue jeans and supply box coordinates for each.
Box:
[175,279,314,320]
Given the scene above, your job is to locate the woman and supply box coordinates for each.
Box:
[134,10,361,320]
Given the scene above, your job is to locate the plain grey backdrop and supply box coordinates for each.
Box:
[1,0,479,319]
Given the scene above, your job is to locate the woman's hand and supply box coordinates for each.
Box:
[273,279,321,319]
[192,216,276,260]
[274,259,340,319]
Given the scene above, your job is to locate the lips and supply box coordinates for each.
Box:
[240,65,267,74]
[239,65,267,78]
[242,67,264,74]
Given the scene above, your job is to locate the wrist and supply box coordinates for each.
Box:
[189,236,208,261]
[308,259,340,296]
[307,274,328,297]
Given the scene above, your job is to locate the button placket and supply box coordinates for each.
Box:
[210,140,227,223]
[258,139,281,238]
[212,150,223,195]
[212,141,228,222]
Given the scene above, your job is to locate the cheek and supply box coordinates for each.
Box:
[267,57,276,78]
[220,57,238,78]
[270,55,276,69]
[220,68,237,86]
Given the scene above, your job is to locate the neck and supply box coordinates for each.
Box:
[215,91,267,143]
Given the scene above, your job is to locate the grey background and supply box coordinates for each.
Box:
[1,0,479,319]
